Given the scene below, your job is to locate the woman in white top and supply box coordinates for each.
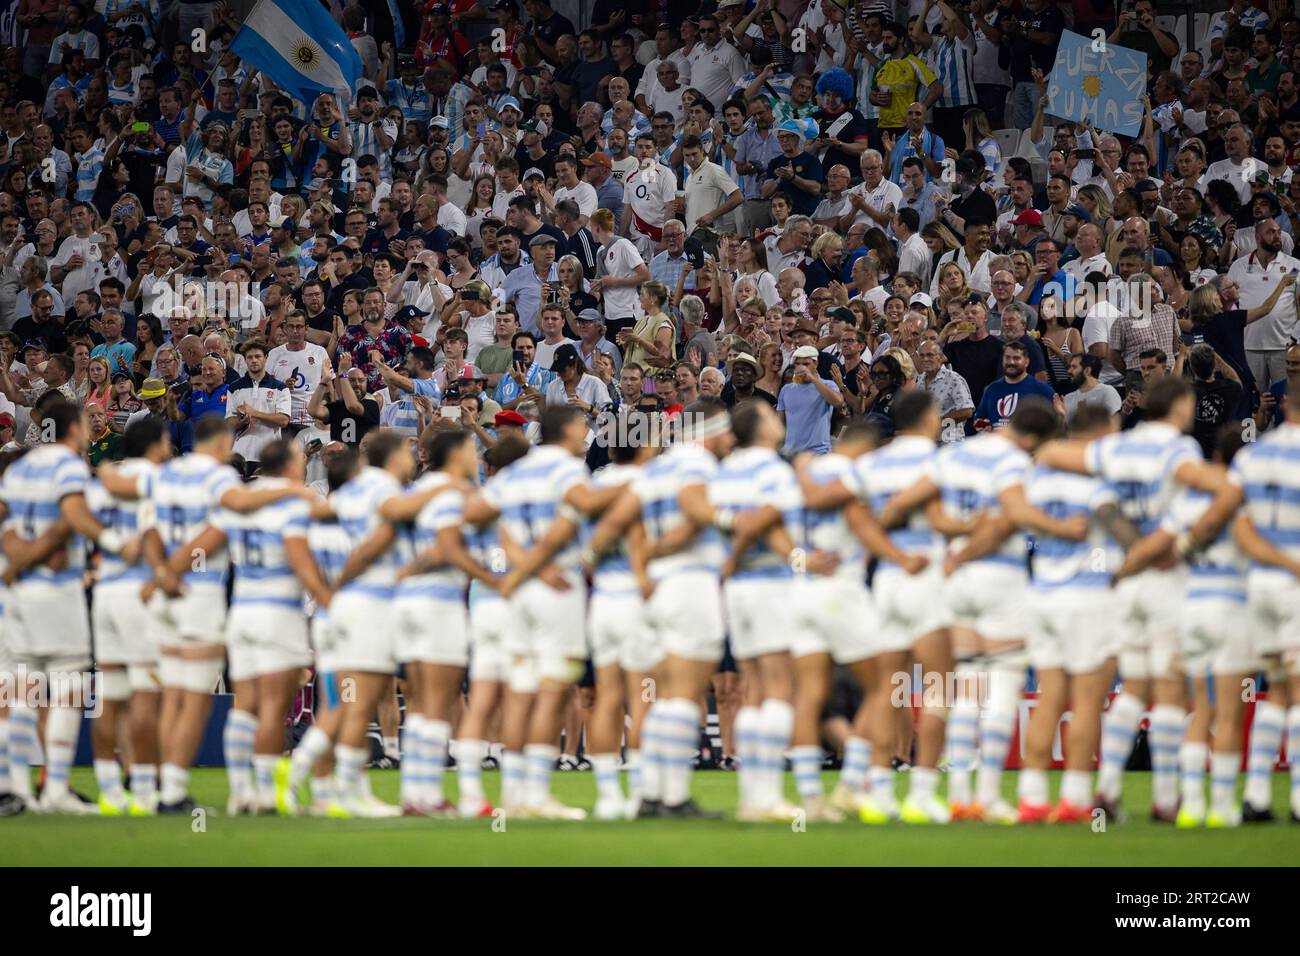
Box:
[1179,234,1219,287]
[464,173,497,252]
[442,279,497,365]
[737,238,780,307]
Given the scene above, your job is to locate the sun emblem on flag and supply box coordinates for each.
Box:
[1081,75,1103,98]
[292,36,322,69]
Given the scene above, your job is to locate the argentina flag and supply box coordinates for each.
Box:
[230,0,362,105]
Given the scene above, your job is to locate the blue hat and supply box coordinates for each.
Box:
[1063,204,1091,223]
[395,305,429,324]
[497,96,523,114]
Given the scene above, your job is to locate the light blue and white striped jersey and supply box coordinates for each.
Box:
[855,44,884,121]
[215,479,312,608]
[1084,421,1202,536]
[792,452,865,582]
[1162,484,1246,603]
[0,443,90,589]
[378,378,441,435]
[710,446,800,582]
[925,33,977,109]
[464,516,505,607]
[1025,465,1115,590]
[397,472,466,601]
[85,458,157,586]
[1229,421,1300,578]
[386,78,433,124]
[481,445,587,571]
[934,432,1030,571]
[331,466,405,599]
[307,517,351,623]
[843,434,937,567]
[350,118,397,180]
[74,145,105,202]
[152,453,242,590]
[586,462,642,597]
[635,442,723,580]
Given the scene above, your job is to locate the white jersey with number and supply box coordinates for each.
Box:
[151,453,242,592]
[215,477,312,610]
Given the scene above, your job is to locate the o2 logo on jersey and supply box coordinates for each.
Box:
[996,393,1020,421]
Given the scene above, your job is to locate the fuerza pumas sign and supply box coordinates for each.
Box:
[1046,30,1149,138]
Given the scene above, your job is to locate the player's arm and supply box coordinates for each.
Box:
[379,481,458,524]
[461,491,502,525]
[502,514,579,594]
[219,484,313,513]
[166,525,227,578]
[284,535,333,607]
[1034,438,1091,474]
[924,496,979,539]
[1094,502,1143,550]
[649,483,724,558]
[334,523,396,589]
[96,463,146,498]
[797,473,854,511]
[1111,528,1175,582]
[1178,481,1243,558]
[1233,512,1300,578]
[626,517,652,598]
[585,487,642,560]
[845,500,927,572]
[998,484,1089,540]
[879,476,940,529]
[563,481,625,516]
[728,504,783,565]
[1173,459,1229,494]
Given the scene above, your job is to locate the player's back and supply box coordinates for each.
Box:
[637,442,723,579]
[87,457,157,586]
[402,471,469,596]
[1025,464,1114,591]
[585,461,641,594]
[331,465,404,595]
[485,444,588,570]
[935,433,1030,570]
[796,452,865,579]
[218,477,312,608]
[1086,420,1202,535]
[711,446,798,579]
[849,434,938,564]
[2,443,91,585]
[153,452,241,585]
[1164,484,1247,601]
[1231,421,1300,569]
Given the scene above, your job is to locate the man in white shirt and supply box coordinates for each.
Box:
[546,155,598,227]
[687,14,747,110]
[621,134,678,261]
[226,338,292,473]
[894,207,930,289]
[1063,223,1113,285]
[266,310,330,433]
[1199,123,1256,205]
[1231,218,1300,389]
[591,208,651,340]
[49,201,104,302]
[533,305,578,372]
[682,135,742,234]
[765,214,814,272]
[841,149,903,232]
[431,175,468,235]
[930,218,995,297]
[635,25,692,117]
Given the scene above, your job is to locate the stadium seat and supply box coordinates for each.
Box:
[1155,14,1177,35]
[1016,128,1046,161]
[992,128,1021,163]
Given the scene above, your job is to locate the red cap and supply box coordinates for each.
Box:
[1010,209,1043,226]
[494,410,527,427]
[411,335,430,348]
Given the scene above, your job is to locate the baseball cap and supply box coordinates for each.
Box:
[138,377,168,399]
[430,116,450,129]
[528,232,558,250]
[491,0,516,11]
[0,412,13,429]
[550,342,582,371]
[111,370,132,383]
[792,345,820,360]
[1063,204,1091,223]
[775,119,809,142]
[826,306,856,324]
[731,352,761,373]
[395,305,430,324]
[909,292,933,309]
[522,167,546,181]
[1010,209,1043,227]
[1253,169,1272,184]
[575,308,603,323]
[792,320,820,337]
[270,215,292,229]
[521,118,549,137]
[22,337,47,353]
[428,2,450,14]
[458,367,486,383]
[497,96,523,114]
[581,152,612,170]
[495,409,527,427]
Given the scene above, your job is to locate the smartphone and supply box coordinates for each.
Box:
[308,438,323,450]
[476,122,487,139]
[130,121,150,134]
[512,348,527,366]
[544,289,559,305]
[239,109,262,120]
[1074,148,1096,160]
[116,203,136,218]
[440,405,462,420]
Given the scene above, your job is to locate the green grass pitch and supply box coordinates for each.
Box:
[9,769,1298,866]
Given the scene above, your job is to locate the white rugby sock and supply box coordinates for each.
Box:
[94,758,124,802]
[1243,701,1283,810]
[1097,692,1145,801]
[44,707,82,800]
[906,766,938,804]
[945,701,979,805]
[289,725,332,791]
[456,738,488,807]
[253,755,277,807]
[8,706,36,799]
[309,775,333,805]
[384,735,400,760]
[759,699,794,809]
[661,699,700,807]
[160,763,189,805]
[1178,740,1208,815]
[1018,768,1049,805]
[839,735,871,794]
[637,709,664,802]
[1148,705,1185,811]
[975,670,1022,807]
[523,743,558,807]
[0,720,10,796]
[128,764,157,807]
[624,749,641,803]
[424,719,450,805]
[734,706,762,810]
[1288,706,1300,817]
[591,753,623,804]
[333,744,368,803]
[1209,751,1239,816]
[399,715,426,806]
[223,709,257,806]
[501,751,526,807]
[1060,770,1092,807]
[790,746,824,801]
[868,765,897,808]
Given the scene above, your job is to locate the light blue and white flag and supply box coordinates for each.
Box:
[230,0,362,106]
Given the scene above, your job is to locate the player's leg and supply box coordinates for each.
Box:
[1054,658,1116,823]
[523,670,584,817]
[1095,581,1150,814]
[829,654,878,814]
[1175,675,1212,828]
[1242,657,1286,821]
[419,661,464,813]
[282,668,343,816]
[900,627,954,824]
[1148,671,1187,823]
[126,633,163,817]
[377,676,401,766]
[158,648,223,812]
[251,668,302,813]
[331,670,394,816]
[589,660,628,819]
[650,653,720,818]
[753,649,796,819]
[1017,667,1066,823]
[500,664,536,816]
[398,660,429,812]
[38,658,96,814]
[90,665,130,815]
[712,667,741,766]
[1287,671,1300,822]
[223,675,259,816]
[972,646,1027,825]
[457,677,503,817]
[790,650,834,818]
[943,633,981,819]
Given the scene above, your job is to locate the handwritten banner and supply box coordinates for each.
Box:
[1046,30,1148,138]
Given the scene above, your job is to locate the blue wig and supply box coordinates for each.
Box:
[815,68,854,102]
